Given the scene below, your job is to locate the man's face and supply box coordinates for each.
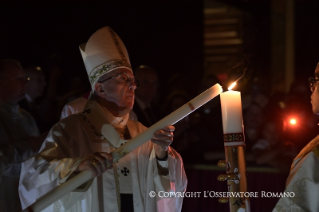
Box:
[311,65,319,114]
[0,65,27,104]
[135,69,158,103]
[98,68,136,111]
[26,71,46,99]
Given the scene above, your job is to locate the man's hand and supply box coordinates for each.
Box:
[76,152,113,177]
[151,125,175,159]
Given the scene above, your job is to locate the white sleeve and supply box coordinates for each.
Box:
[18,122,84,209]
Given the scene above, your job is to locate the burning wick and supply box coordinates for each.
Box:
[227,68,246,91]
[290,118,297,125]
[228,82,237,91]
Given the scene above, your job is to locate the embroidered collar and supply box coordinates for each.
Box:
[101,106,129,129]
[82,99,135,148]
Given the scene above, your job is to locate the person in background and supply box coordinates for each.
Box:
[186,74,225,163]
[133,65,162,127]
[19,65,60,133]
[252,119,294,170]
[60,90,91,119]
[0,59,44,212]
[163,91,192,161]
[273,63,319,211]
[243,102,265,152]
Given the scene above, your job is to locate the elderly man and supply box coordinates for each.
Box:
[273,63,319,211]
[0,59,43,212]
[19,27,187,212]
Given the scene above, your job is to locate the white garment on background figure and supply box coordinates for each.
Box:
[273,136,319,212]
[19,99,187,212]
[0,101,39,212]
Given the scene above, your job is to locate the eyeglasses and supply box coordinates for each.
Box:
[98,72,140,88]
[308,77,319,92]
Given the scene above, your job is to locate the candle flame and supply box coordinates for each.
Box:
[228,82,237,91]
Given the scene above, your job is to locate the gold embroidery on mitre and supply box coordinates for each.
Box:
[108,27,128,63]
[223,133,244,142]
[88,27,132,86]
[89,59,131,85]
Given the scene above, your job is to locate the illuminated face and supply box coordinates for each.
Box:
[0,65,27,104]
[310,64,319,114]
[98,68,137,111]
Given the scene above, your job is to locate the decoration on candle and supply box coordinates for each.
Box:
[188,102,195,111]
[26,84,223,212]
[223,133,245,147]
[219,79,250,212]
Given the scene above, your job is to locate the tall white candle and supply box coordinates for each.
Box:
[219,89,250,212]
[27,83,223,212]
[220,90,244,146]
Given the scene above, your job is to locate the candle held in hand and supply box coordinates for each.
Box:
[26,83,223,212]
[112,83,223,161]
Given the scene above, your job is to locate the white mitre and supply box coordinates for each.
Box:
[79,26,132,89]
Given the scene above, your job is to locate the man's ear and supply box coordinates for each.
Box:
[94,83,107,98]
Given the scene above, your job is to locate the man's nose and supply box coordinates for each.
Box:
[129,82,137,90]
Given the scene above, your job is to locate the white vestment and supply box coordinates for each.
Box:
[273,136,319,212]
[0,101,39,212]
[19,100,187,212]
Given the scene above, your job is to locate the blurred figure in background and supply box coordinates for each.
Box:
[252,119,294,170]
[163,91,191,161]
[60,90,90,119]
[188,74,225,163]
[0,59,44,212]
[243,102,264,153]
[283,78,317,151]
[133,65,162,127]
[273,63,319,211]
[56,76,88,119]
[19,65,60,133]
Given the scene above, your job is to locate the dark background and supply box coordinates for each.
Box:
[0,1,203,94]
[1,0,319,94]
